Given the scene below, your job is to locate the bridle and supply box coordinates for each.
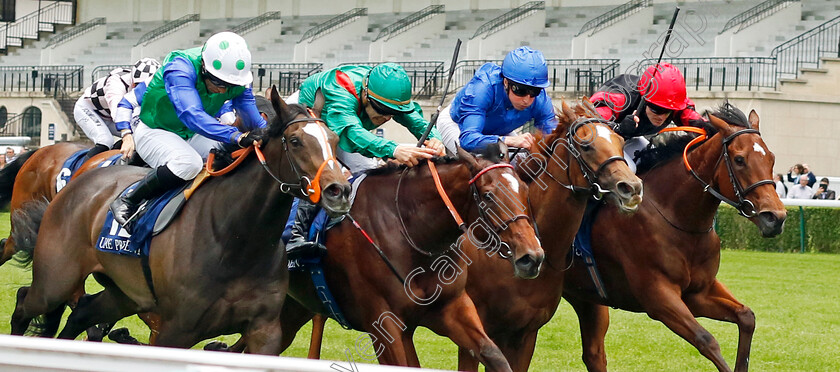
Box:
[540,117,628,200]
[659,125,774,218]
[255,109,338,204]
[395,161,531,259]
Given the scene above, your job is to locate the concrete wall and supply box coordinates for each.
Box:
[571,6,653,58]
[466,8,546,59]
[40,24,106,65]
[0,94,78,147]
[130,21,201,62]
[240,18,283,50]
[714,2,801,57]
[293,15,368,62]
[369,12,445,61]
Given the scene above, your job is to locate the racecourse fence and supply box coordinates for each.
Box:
[0,334,450,372]
[252,63,324,96]
[338,61,445,98]
[448,59,620,96]
[636,57,778,91]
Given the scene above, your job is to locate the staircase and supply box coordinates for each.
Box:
[0,0,76,55]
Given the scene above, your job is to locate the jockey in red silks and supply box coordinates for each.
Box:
[590,62,706,173]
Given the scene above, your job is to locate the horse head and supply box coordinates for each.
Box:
[456,143,544,279]
[266,86,351,216]
[706,104,786,237]
[547,98,643,212]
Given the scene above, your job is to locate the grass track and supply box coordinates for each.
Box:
[0,212,837,371]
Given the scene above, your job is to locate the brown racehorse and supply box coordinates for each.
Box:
[273,143,544,371]
[450,99,643,371]
[562,104,786,372]
[10,87,351,353]
[0,143,123,265]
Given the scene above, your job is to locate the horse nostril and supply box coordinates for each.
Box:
[616,181,634,196]
[515,255,535,270]
[324,184,342,198]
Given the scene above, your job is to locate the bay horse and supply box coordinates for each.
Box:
[10,87,351,353]
[562,104,786,372]
[272,143,544,371]
[0,143,122,265]
[453,99,643,371]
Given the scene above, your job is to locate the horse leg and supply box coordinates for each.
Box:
[57,287,141,340]
[640,282,732,372]
[684,280,754,372]
[402,328,420,367]
[426,294,511,372]
[498,331,539,372]
[138,312,161,345]
[308,314,326,359]
[566,295,610,372]
[367,313,410,367]
[278,297,315,353]
[458,346,480,371]
[0,236,14,265]
[242,317,284,355]
[12,273,84,337]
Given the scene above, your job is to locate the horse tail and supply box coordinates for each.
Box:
[0,149,37,208]
[10,197,49,267]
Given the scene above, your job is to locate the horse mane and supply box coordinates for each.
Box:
[635,102,750,174]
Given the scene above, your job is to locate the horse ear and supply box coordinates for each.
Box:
[748,109,760,131]
[456,145,480,172]
[269,85,288,121]
[707,114,731,134]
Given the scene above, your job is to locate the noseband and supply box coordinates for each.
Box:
[659,126,774,218]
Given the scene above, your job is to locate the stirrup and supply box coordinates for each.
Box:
[120,201,149,234]
[286,241,327,261]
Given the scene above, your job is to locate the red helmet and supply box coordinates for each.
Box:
[637,63,687,111]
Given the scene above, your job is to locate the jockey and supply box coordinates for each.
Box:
[74,58,161,160]
[109,31,266,229]
[283,62,445,259]
[590,62,706,173]
[437,46,557,153]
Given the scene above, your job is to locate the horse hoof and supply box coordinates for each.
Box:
[85,324,107,342]
[204,341,230,351]
[108,327,141,345]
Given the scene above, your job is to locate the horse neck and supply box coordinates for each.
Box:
[529,135,589,262]
[394,161,475,255]
[644,133,726,229]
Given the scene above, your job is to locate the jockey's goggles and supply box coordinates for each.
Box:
[647,102,673,115]
[507,79,542,98]
[201,65,235,89]
[368,94,409,116]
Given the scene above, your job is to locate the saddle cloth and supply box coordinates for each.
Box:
[56,151,124,193]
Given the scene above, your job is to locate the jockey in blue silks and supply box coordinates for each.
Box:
[438,46,557,153]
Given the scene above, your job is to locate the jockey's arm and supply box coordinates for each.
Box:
[216,101,236,125]
[229,87,267,131]
[164,57,242,144]
[103,72,131,118]
[589,91,626,121]
[533,94,559,134]
[458,113,501,152]
[677,98,707,126]
[114,82,147,133]
[322,100,397,159]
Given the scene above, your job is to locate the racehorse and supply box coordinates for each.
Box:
[271,142,544,371]
[0,143,121,265]
[562,103,786,372]
[10,87,351,353]
[453,99,643,371]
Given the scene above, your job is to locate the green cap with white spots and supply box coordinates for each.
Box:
[201,31,253,86]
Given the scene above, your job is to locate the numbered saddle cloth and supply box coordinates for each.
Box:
[56,151,123,193]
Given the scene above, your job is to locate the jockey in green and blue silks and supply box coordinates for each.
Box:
[109,31,266,230]
[438,46,557,153]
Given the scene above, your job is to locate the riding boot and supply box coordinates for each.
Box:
[285,199,326,260]
[84,144,110,161]
[109,165,187,230]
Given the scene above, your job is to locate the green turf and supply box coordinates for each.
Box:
[0,211,837,371]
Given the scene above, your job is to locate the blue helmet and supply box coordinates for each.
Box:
[502,46,550,88]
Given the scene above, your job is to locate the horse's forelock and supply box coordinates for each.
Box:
[267,103,310,138]
[705,102,750,129]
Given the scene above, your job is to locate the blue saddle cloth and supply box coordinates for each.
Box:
[56,149,89,193]
[95,182,184,258]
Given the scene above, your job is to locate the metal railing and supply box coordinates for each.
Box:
[90,65,130,83]
[374,5,444,42]
[135,13,199,46]
[251,63,323,96]
[472,1,544,40]
[0,0,75,51]
[0,65,84,93]
[338,61,445,98]
[299,8,367,43]
[448,59,620,96]
[576,0,650,37]
[637,57,778,91]
[232,11,282,35]
[771,14,840,79]
[720,0,799,34]
[45,16,104,47]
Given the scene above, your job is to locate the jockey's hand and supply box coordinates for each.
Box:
[616,110,640,135]
[237,131,264,148]
[393,145,436,167]
[120,133,135,160]
[504,133,535,151]
[424,138,446,156]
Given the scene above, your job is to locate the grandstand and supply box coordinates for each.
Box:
[0,0,839,175]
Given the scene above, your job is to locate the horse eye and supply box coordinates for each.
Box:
[483,192,494,201]
[735,156,745,166]
[580,144,592,152]
[290,137,302,147]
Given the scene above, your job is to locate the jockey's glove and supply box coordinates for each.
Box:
[237,131,264,148]
[615,115,638,136]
